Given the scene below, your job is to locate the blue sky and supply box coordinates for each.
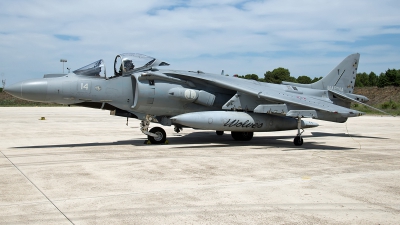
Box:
[1,0,400,85]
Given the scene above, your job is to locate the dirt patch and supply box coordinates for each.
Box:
[354,86,400,106]
[0,90,59,106]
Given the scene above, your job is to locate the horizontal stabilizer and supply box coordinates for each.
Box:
[329,90,393,116]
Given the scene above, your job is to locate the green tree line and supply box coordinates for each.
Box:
[238,67,323,84]
[355,69,400,87]
[238,68,400,87]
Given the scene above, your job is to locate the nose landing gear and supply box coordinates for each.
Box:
[148,127,166,144]
[140,115,167,144]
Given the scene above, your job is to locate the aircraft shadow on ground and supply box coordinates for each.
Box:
[12,131,386,151]
[310,132,387,139]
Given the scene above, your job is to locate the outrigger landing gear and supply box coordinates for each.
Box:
[294,117,304,146]
[140,115,167,144]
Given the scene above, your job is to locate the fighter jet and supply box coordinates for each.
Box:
[4,53,383,146]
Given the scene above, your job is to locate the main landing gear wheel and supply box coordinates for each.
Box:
[148,127,166,144]
[231,131,254,141]
[216,131,224,136]
[293,136,303,146]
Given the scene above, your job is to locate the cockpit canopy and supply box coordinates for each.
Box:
[72,53,169,79]
[73,59,106,78]
[114,53,170,77]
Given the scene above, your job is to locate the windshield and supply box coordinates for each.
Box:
[73,59,106,78]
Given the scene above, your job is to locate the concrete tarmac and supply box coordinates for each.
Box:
[0,107,399,224]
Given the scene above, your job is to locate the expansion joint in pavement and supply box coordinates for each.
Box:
[0,151,75,225]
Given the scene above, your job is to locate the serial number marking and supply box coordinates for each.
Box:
[327,86,344,92]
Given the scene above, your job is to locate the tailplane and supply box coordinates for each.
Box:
[282,53,393,115]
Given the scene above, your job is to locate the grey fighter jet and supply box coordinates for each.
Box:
[5,53,382,146]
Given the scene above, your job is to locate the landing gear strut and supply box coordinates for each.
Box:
[140,115,167,144]
[293,117,304,146]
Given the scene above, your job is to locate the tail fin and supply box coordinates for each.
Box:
[313,53,360,93]
[282,53,360,93]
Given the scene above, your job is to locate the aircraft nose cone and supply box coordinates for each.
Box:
[3,82,22,98]
[5,80,48,102]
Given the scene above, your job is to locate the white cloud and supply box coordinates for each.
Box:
[0,0,400,84]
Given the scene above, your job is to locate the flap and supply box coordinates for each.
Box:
[286,110,318,118]
[254,104,288,114]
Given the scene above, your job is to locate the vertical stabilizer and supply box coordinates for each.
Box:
[311,53,360,93]
[281,53,360,94]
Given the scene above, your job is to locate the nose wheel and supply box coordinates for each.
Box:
[294,117,304,146]
[140,115,168,144]
[148,127,166,144]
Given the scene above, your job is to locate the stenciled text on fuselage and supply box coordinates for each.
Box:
[223,119,263,128]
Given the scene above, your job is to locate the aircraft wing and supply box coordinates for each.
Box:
[163,70,363,117]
